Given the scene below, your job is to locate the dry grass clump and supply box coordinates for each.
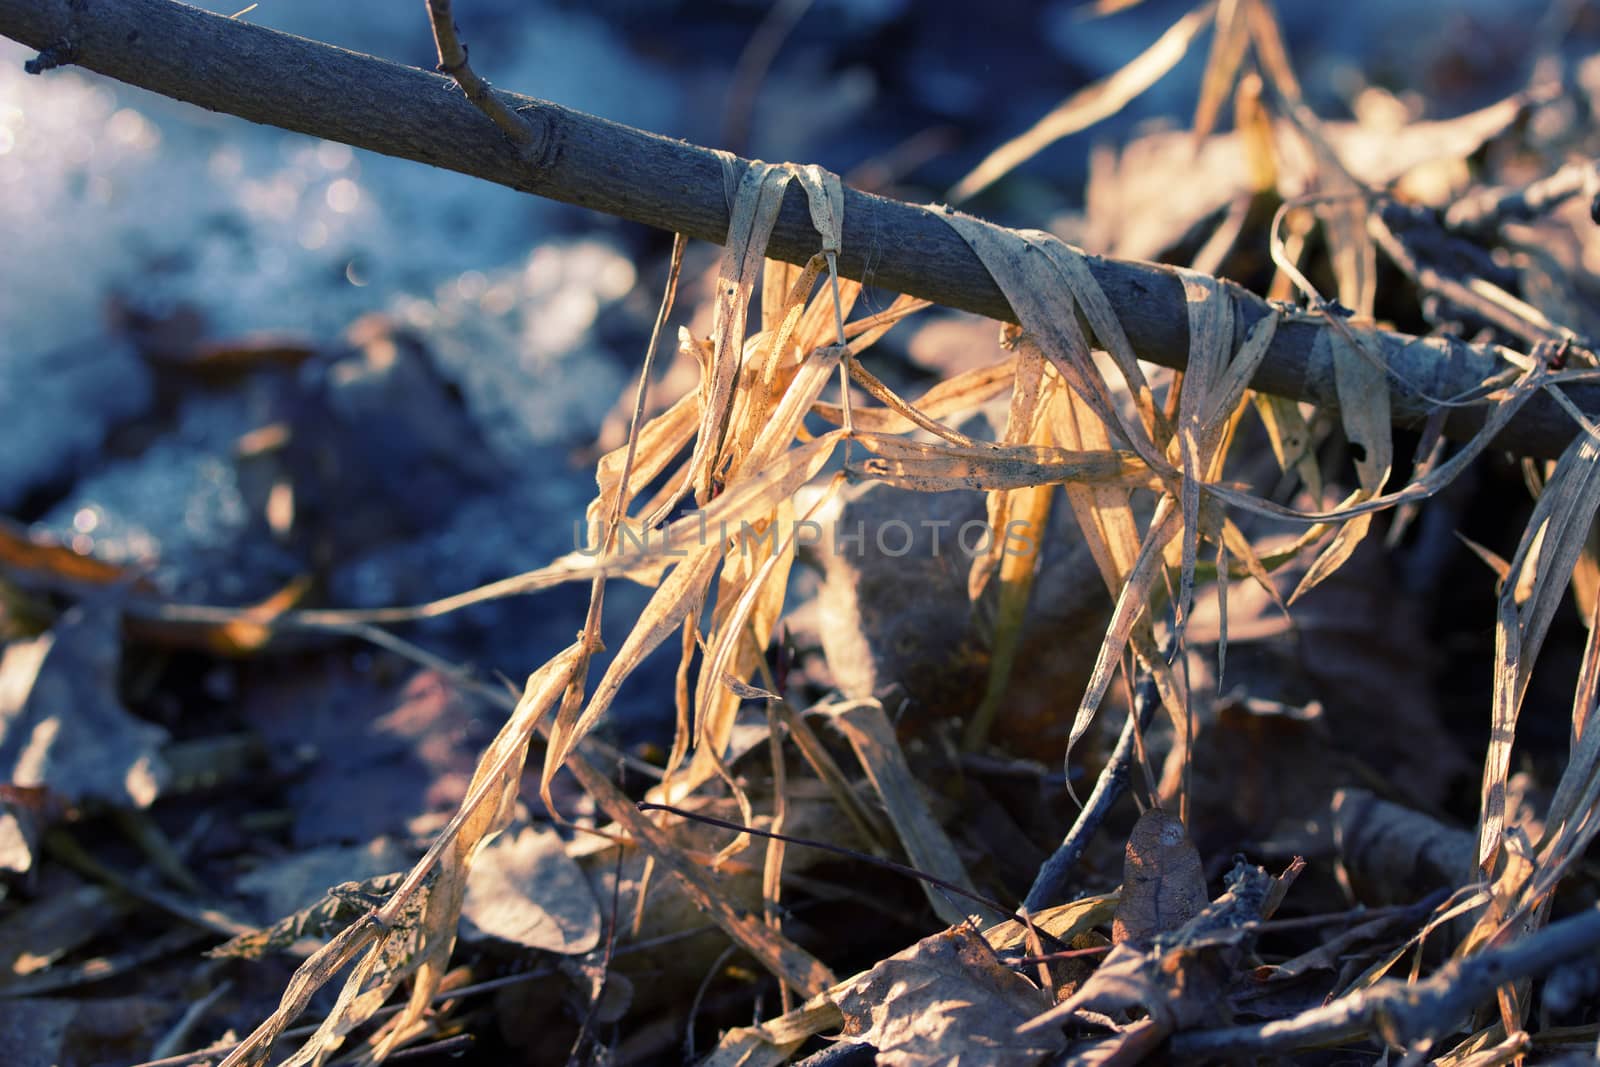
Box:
[22,1,1600,1063]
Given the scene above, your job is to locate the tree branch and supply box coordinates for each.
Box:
[1170,904,1600,1058]
[2,0,1594,458]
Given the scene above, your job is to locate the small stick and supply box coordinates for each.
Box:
[1170,903,1600,1058]
[1368,205,1590,356]
[1444,158,1600,236]
[1022,662,1162,912]
[423,0,540,157]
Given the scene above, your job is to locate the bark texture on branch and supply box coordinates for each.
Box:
[1,0,1593,458]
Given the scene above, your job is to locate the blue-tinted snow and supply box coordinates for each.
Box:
[1,5,682,722]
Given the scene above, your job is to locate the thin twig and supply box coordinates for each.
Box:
[387,1033,476,1061]
[1368,204,1591,355]
[1022,662,1162,911]
[147,980,234,1060]
[1013,944,1113,965]
[566,848,626,1065]
[636,801,1024,928]
[1170,904,1600,1059]
[684,943,741,1062]
[1444,157,1600,236]
[423,0,539,157]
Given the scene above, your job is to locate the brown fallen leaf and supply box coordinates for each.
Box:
[1086,93,1532,261]
[0,605,169,825]
[1112,808,1207,945]
[835,924,1063,1067]
[459,822,600,954]
[1332,788,1476,906]
[1024,861,1276,1041]
[0,516,133,589]
[0,995,169,1067]
[0,871,133,981]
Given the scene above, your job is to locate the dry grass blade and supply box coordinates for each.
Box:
[1478,434,1600,871]
[1203,362,1548,527]
[216,645,583,1065]
[1069,500,1185,767]
[681,329,852,793]
[939,215,1166,473]
[590,391,698,534]
[1269,215,1391,605]
[931,210,1212,782]
[684,160,796,503]
[1191,0,1250,147]
[966,333,1057,749]
[685,483,841,801]
[363,646,586,1059]
[1050,373,1142,596]
[685,521,792,832]
[1251,392,1323,501]
[849,432,1155,493]
[948,1,1218,202]
[216,917,384,1067]
[544,547,720,807]
[970,330,1051,605]
[823,700,1000,926]
[812,355,1015,434]
[1171,274,1281,632]
[1173,272,1235,629]
[686,161,847,503]
[1028,236,1174,455]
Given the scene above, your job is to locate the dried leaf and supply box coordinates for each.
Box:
[1191,0,1249,147]
[1025,861,1273,1036]
[984,893,1119,953]
[0,605,168,819]
[1332,789,1475,906]
[1093,93,1531,261]
[0,516,131,587]
[966,334,1058,748]
[0,878,132,979]
[460,824,600,954]
[1112,809,1207,945]
[835,925,1062,1067]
